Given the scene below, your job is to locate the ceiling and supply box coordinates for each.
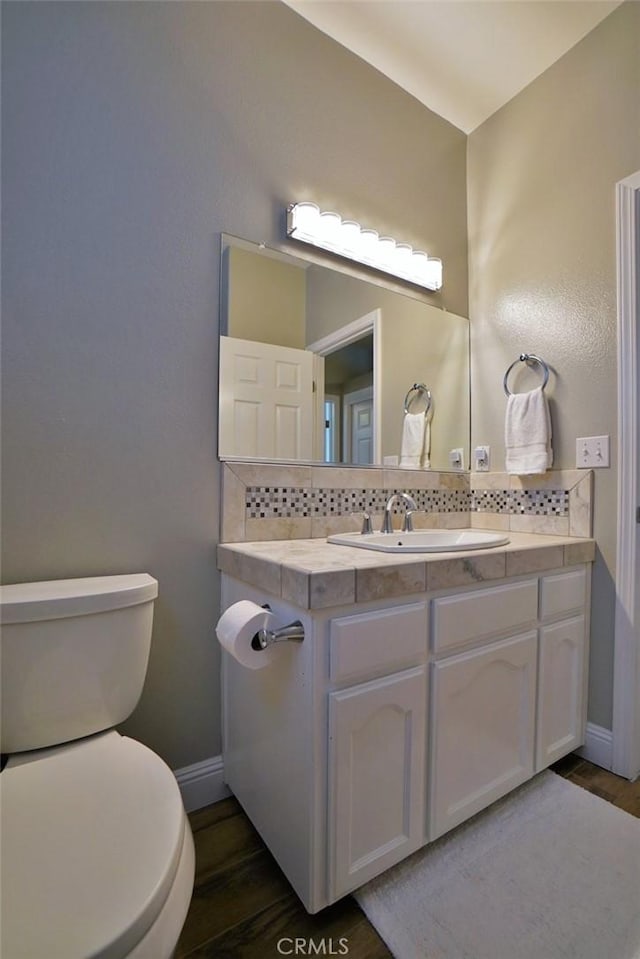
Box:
[282,1,622,133]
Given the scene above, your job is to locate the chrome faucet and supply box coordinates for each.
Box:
[381,492,418,534]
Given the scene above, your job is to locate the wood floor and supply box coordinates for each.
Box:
[175,757,640,959]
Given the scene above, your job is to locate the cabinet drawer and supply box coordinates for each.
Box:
[432,579,538,653]
[540,568,587,619]
[329,602,428,683]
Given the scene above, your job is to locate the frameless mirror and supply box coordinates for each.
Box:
[218,233,469,470]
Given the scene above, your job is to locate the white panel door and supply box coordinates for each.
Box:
[536,615,586,770]
[343,386,374,465]
[430,631,537,840]
[328,667,427,899]
[219,336,314,459]
[351,400,373,464]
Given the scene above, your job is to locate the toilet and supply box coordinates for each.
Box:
[0,573,195,959]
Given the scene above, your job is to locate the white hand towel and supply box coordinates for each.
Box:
[505,386,553,474]
[400,412,428,469]
[422,417,431,470]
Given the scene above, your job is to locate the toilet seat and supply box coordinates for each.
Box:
[1,730,189,959]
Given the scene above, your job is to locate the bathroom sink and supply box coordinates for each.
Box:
[327,529,510,553]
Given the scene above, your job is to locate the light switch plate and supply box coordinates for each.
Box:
[474,446,490,471]
[449,448,464,470]
[576,435,610,468]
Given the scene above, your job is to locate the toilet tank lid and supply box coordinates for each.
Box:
[0,574,158,624]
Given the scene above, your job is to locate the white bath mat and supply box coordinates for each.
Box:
[354,771,640,959]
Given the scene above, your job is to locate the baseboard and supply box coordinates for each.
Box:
[174,754,231,813]
[576,722,613,771]
[173,726,613,813]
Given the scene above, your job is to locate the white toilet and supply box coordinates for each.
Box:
[0,573,195,959]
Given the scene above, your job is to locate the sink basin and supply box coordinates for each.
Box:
[327,529,510,553]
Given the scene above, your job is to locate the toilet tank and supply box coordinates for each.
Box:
[0,574,158,753]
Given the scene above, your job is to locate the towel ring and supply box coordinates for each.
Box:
[404,383,432,416]
[503,354,550,396]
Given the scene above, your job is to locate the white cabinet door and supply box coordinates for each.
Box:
[328,666,427,899]
[430,631,537,840]
[218,336,314,459]
[536,615,586,770]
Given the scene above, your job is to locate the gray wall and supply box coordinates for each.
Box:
[468,1,640,729]
[1,1,468,768]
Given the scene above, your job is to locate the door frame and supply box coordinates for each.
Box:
[612,170,640,780]
[307,309,382,464]
[324,392,342,463]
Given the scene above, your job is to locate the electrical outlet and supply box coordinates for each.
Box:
[576,435,610,468]
[449,448,464,470]
[474,446,490,471]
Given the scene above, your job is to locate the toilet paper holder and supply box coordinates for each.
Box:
[251,605,305,651]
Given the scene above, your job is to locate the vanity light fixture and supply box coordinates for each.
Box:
[286,201,443,291]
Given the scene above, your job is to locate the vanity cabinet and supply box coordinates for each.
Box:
[221,562,590,914]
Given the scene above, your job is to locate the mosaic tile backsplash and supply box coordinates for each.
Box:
[246,486,569,520]
[220,463,592,542]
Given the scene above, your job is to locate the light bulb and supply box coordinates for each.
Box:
[319,211,342,249]
[340,220,361,254]
[425,258,443,290]
[358,229,379,264]
[377,236,396,270]
[290,202,320,240]
[393,242,413,276]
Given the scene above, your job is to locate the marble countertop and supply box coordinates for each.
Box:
[218,532,595,610]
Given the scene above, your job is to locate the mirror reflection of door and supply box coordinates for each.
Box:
[344,387,374,464]
[324,334,374,465]
[219,336,314,459]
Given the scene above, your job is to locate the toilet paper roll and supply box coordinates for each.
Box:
[216,600,276,669]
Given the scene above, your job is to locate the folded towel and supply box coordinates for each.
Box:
[400,412,430,469]
[423,417,431,470]
[505,386,553,474]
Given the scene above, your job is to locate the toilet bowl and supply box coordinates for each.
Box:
[0,574,195,959]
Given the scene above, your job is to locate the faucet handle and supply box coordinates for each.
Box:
[352,511,374,535]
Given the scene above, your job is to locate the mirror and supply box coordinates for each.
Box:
[219,233,469,471]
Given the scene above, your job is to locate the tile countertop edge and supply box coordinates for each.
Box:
[217,533,596,610]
